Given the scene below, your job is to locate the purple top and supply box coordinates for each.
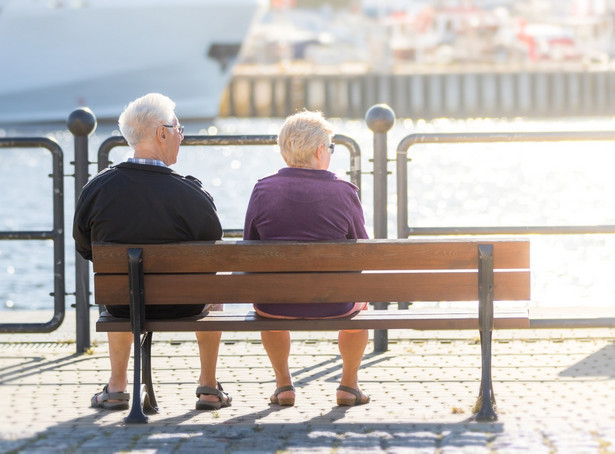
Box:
[244,167,368,317]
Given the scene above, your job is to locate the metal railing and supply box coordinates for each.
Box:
[69,108,98,352]
[395,130,615,237]
[0,137,65,333]
[365,105,396,352]
[98,133,361,238]
[389,129,615,339]
[6,104,615,354]
[98,133,362,194]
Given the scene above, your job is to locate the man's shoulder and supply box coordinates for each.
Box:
[82,165,119,188]
[179,174,204,187]
[95,162,176,180]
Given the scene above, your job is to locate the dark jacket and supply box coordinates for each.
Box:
[73,162,222,260]
[73,162,223,319]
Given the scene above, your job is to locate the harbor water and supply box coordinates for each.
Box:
[1,115,615,315]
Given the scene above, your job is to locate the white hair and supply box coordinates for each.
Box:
[118,93,176,147]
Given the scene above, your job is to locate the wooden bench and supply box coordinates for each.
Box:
[93,238,531,423]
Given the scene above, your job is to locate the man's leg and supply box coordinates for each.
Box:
[93,331,132,404]
[195,331,230,405]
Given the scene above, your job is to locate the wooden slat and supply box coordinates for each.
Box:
[94,270,530,306]
[96,309,530,332]
[92,239,530,274]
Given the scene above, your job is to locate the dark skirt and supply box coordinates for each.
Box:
[106,304,205,319]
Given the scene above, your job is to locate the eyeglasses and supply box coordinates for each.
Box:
[328,143,335,154]
[162,124,184,135]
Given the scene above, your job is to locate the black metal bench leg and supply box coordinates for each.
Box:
[141,331,159,413]
[475,244,497,422]
[125,334,147,423]
[476,330,497,421]
[124,248,148,424]
[373,302,389,353]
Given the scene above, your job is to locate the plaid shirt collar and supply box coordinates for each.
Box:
[127,157,167,167]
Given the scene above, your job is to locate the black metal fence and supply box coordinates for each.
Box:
[395,130,615,237]
[3,105,615,354]
[0,137,65,334]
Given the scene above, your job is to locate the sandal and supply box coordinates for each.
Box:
[270,385,295,406]
[195,381,232,411]
[336,385,370,406]
[91,384,130,410]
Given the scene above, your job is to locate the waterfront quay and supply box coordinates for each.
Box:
[222,64,615,120]
[1,310,614,453]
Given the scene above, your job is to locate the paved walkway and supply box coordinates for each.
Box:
[1,310,614,453]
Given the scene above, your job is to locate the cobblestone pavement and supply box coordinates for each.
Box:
[0,311,614,453]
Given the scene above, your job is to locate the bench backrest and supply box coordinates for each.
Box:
[92,239,530,307]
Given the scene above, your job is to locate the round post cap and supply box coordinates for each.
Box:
[365,104,395,133]
[67,108,97,137]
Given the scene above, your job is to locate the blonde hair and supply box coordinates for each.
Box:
[118,93,176,148]
[278,110,333,167]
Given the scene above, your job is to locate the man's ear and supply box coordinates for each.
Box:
[156,125,166,141]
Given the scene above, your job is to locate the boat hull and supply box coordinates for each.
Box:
[0,0,263,123]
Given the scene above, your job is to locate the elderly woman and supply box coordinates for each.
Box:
[243,110,370,407]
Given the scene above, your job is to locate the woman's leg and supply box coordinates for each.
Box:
[261,330,295,402]
[337,329,370,403]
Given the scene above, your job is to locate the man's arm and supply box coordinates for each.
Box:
[73,198,93,260]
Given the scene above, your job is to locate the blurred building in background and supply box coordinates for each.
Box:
[239,0,615,72]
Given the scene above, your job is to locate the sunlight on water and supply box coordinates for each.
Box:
[1,116,615,311]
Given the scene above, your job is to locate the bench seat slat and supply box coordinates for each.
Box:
[92,239,530,274]
[95,270,530,306]
[96,309,530,332]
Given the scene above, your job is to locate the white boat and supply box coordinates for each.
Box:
[0,0,265,123]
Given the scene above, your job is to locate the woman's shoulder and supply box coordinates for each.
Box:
[330,175,359,193]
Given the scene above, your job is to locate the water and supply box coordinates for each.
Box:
[2,116,615,312]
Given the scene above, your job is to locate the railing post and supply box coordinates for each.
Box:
[365,104,395,353]
[68,107,97,353]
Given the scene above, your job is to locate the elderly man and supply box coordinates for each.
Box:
[73,93,230,411]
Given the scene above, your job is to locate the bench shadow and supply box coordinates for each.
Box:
[290,351,393,387]
[153,402,492,427]
[1,346,504,454]
[2,406,504,454]
[0,353,98,384]
[0,344,507,453]
[559,342,615,378]
[164,403,293,425]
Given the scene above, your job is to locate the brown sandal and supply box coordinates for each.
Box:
[91,384,130,410]
[195,381,232,411]
[270,385,295,406]
[336,385,370,406]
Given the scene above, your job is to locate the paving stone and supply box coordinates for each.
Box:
[1,316,614,453]
[387,430,439,452]
[490,430,551,454]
